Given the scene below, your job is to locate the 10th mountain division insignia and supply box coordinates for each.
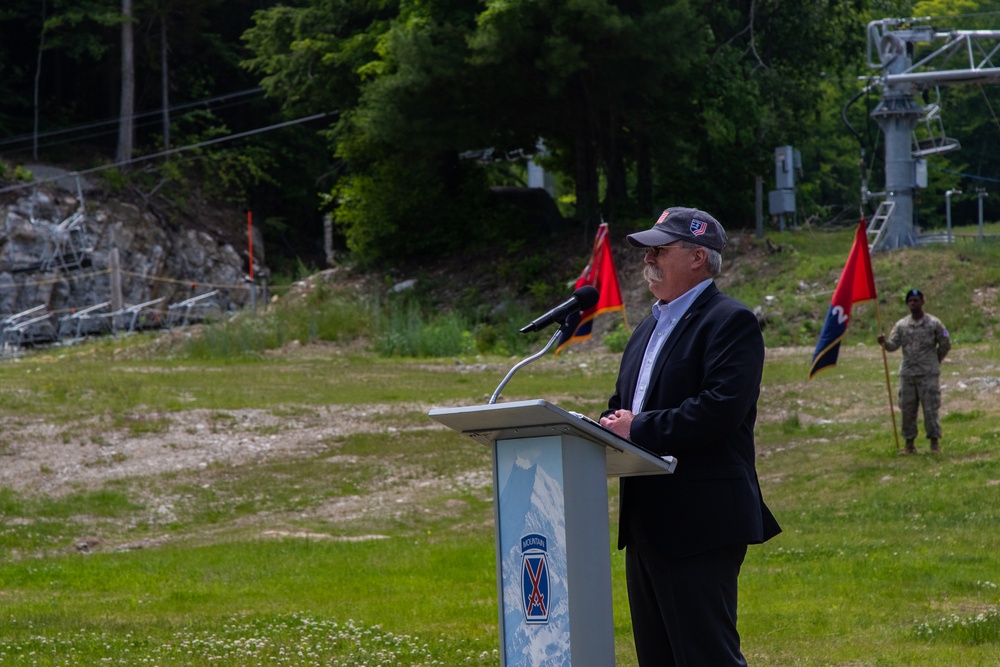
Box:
[520,533,550,624]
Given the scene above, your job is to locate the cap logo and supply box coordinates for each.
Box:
[690,219,708,236]
[655,210,670,226]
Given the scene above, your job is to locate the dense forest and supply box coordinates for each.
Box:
[2,0,1000,272]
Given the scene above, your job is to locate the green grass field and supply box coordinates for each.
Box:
[2,338,1000,665]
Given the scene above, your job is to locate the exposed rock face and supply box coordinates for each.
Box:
[1,175,264,341]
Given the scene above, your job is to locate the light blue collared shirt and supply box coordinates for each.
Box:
[631,278,713,413]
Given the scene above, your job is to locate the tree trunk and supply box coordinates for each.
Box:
[116,0,135,167]
[574,131,600,239]
[604,108,628,223]
[636,117,653,217]
[571,76,601,239]
[33,0,48,162]
[161,16,170,152]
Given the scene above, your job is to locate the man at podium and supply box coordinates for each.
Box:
[600,206,781,666]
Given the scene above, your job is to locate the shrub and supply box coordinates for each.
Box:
[183,295,370,359]
[603,323,631,353]
[371,299,474,357]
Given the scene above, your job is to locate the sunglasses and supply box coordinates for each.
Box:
[644,244,689,257]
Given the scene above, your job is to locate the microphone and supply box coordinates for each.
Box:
[519,285,599,333]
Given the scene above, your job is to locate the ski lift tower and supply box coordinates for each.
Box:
[866,17,1000,249]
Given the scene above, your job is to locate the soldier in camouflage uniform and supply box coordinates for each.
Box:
[878,289,951,453]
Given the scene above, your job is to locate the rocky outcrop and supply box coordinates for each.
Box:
[1,171,265,342]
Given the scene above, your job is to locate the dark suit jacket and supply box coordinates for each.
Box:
[605,283,781,557]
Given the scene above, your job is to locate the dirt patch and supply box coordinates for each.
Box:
[1,395,476,557]
[5,343,995,498]
[0,402,436,496]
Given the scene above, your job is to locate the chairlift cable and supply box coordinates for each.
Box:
[0,111,332,195]
[0,88,265,148]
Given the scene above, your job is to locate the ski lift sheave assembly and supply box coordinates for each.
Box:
[856,17,1000,250]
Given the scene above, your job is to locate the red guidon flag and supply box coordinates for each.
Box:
[556,222,627,355]
[809,219,877,379]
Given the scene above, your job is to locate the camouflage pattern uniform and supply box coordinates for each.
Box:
[882,313,951,440]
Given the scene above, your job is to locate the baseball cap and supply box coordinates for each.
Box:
[626,207,728,252]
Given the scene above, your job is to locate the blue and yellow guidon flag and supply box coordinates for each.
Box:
[809,220,877,380]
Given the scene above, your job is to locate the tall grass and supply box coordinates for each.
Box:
[368,292,542,357]
[180,286,542,360]
[184,292,369,359]
[370,296,475,357]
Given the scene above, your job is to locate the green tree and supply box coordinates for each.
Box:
[470,0,706,224]
[331,0,514,260]
[242,0,874,264]
[242,0,398,117]
[671,0,869,225]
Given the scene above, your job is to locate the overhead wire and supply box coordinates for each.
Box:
[0,88,265,150]
[0,111,332,195]
[10,94,273,154]
[929,163,1000,184]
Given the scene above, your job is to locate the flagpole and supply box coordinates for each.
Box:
[874,299,901,451]
[861,210,900,451]
[867,206,901,452]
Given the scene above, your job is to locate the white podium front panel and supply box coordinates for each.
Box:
[495,436,571,663]
[493,434,615,667]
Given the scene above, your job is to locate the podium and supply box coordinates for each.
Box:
[429,399,675,666]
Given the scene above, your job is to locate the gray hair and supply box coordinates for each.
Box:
[679,241,723,276]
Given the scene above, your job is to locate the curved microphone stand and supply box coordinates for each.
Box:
[489,310,581,405]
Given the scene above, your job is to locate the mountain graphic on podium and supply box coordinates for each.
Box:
[499,457,571,666]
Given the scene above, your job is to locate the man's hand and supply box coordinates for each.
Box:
[877,333,886,346]
[600,409,635,440]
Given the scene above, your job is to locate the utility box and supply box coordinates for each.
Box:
[774,145,800,190]
[768,189,796,215]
